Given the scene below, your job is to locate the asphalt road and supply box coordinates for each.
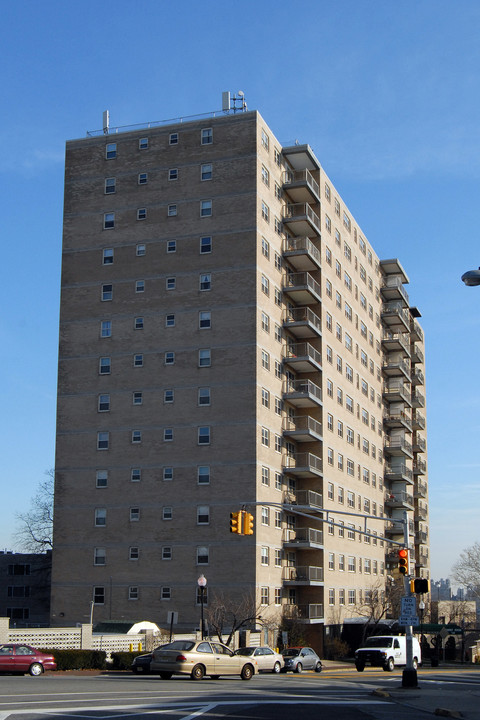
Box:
[0,667,478,720]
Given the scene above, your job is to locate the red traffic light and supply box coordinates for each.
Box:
[398,548,409,575]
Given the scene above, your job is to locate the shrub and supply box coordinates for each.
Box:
[111,651,140,670]
[47,649,107,671]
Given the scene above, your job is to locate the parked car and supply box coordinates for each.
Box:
[281,647,322,673]
[0,644,57,676]
[151,639,255,680]
[131,652,153,673]
[234,646,284,673]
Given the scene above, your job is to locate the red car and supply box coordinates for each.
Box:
[0,644,57,675]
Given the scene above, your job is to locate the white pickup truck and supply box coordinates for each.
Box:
[354,635,421,671]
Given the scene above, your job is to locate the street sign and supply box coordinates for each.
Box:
[399,615,419,626]
[401,596,417,614]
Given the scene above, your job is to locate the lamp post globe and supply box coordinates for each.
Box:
[197,574,207,640]
[461,268,480,286]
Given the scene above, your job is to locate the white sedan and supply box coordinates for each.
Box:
[234,646,284,673]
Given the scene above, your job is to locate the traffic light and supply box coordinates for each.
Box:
[244,512,254,535]
[398,547,409,575]
[230,511,242,534]
[410,578,430,594]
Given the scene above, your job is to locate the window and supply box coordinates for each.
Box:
[328,552,335,570]
[99,357,111,375]
[168,204,177,217]
[337,388,343,404]
[166,277,176,291]
[200,273,211,291]
[103,212,115,229]
[201,163,212,180]
[200,236,212,253]
[162,546,172,560]
[166,314,175,327]
[198,387,210,406]
[101,321,111,338]
[163,506,173,520]
[261,129,269,150]
[130,508,140,522]
[201,128,213,145]
[261,312,269,333]
[325,279,332,298]
[346,395,353,412]
[106,143,116,159]
[163,467,173,481]
[94,547,106,566]
[275,509,282,528]
[97,432,109,450]
[261,547,269,565]
[199,311,211,329]
[325,214,331,232]
[164,428,173,441]
[165,351,175,365]
[130,547,139,561]
[261,165,269,186]
[347,427,354,445]
[261,350,270,370]
[262,237,270,258]
[161,586,171,600]
[134,354,143,367]
[102,248,113,265]
[167,239,176,253]
[139,137,148,150]
[261,388,270,408]
[197,546,209,565]
[138,172,148,185]
[262,466,270,486]
[261,201,269,222]
[134,317,143,330]
[131,468,141,482]
[98,393,110,412]
[200,200,212,217]
[164,389,174,403]
[132,430,142,444]
[168,168,178,181]
[262,507,270,525]
[275,397,282,415]
[135,280,145,293]
[137,208,146,220]
[96,470,108,488]
[136,243,146,256]
[95,508,106,527]
[129,586,139,601]
[101,284,113,301]
[199,349,211,367]
[169,132,178,145]
[198,465,210,484]
[261,275,269,295]
[197,506,210,524]
[327,413,333,431]
[327,448,334,466]
[198,426,210,445]
[261,427,269,447]
[105,177,116,194]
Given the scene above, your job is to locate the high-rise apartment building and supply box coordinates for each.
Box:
[51,104,429,648]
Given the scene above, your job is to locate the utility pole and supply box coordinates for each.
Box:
[402,510,418,688]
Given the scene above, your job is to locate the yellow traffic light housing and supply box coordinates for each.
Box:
[230,511,242,534]
[398,547,409,575]
[244,512,254,535]
[410,578,430,594]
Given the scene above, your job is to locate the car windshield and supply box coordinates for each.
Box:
[365,637,392,648]
[235,648,254,656]
[282,649,300,657]
[160,641,195,651]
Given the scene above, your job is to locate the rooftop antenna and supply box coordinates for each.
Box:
[103,110,110,135]
[221,91,247,114]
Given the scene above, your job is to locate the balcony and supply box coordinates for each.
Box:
[282,236,321,272]
[283,379,322,408]
[383,412,412,431]
[381,276,410,306]
[414,480,428,498]
[383,381,412,406]
[384,491,414,509]
[283,452,323,478]
[283,342,322,373]
[283,565,324,585]
[385,520,405,536]
[282,203,321,237]
[283,527,324,549]
[384,436,414,458]
[415,530,428,545]
[283,306,322,339]
[412,411,425,430]
[382,332,411,357]
[411,345,424,364]
[411,369,424,386]
[411,321,424,342]
[412,434,426,453]
[293,489,323,509]
[283,169,320,204]
[283,415,323,443]
[381,302,410,332]
[282,271,322,305]
[413,458,426,475]
[382,359,411,380]
[282,603,324,623]
[416,502,428,521]
[384,464,413,483]
[412,391,425,408]
[416,549,429,567]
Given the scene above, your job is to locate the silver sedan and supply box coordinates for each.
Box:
[234,646,284,673]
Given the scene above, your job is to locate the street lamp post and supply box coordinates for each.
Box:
[419,599,425,658]
[197,574,207,640]
[461,267,480,286]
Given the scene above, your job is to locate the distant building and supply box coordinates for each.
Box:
[51,103,429,649]
[0,551,51,627]
[431,578,452,601]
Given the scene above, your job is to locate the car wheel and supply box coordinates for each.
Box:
[314,662,322,673]
[241,663,254,680]
[295,662,303,674]
[191,664,205,680]
[159,671,172,679]
[272,661,281,674]
[29,663,44,676]
[383,657,395,672]
[210,675,220,679]
[355,663,365,672]
[412,657,418,670]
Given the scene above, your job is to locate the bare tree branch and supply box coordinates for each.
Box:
[451,542,480,600]
[204,589,267,646]
[14,470,54,552]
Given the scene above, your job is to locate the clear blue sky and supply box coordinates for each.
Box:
[1,0,479,583]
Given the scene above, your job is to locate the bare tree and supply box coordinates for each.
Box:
[204,589,267,646]
[451,542,480,600]
[14,470,54,552]
[353,577,404,644]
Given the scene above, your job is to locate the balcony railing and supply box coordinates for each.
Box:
[283,415,323,442]
[384,464,413,482]
[381,302,410,331]
[382,359,411,379]
[294,489,323,508]
[283,379,322,408]
[412,369,425,386]
[416,503,428,521]
[282,271,322,304]
[412,435,426,452]
[383,381,412,405]
[416,531,428,544]
[384,436,413,457]
[413,459,427,475]
[282,565,324,583]
[412,391,425,408]
[383,412,412,431]
[283,169,320,203]
[382,332,411,356]
[414,480,428,498]
[412,411,425,430]
[381,276,410,306]
[283,342,322,373]
[283,306,322,338]
[282,203,321,236]
[283,527,324,547]
[282,603,324,620]
[283,452,323,477]
[411,345,424,364]
[411,321,424,342]
[384,491,414,508]
[282,236,321,271]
